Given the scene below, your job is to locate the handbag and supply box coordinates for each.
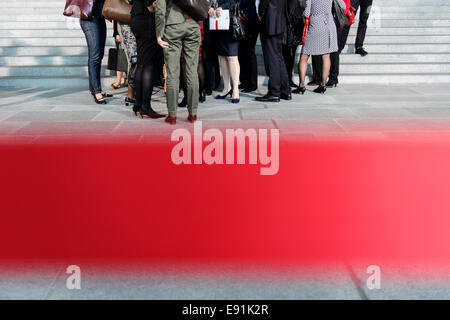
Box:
[102,0,131,24]
[173,0,209,21]
[332,0,348,29]
[108,44,128,73]
[63,0,94,19]
[231,3,248,41]
[301,17,309,46]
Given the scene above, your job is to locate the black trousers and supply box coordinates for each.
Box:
[203,19,221,92]
[282,44,298,82]
[238,21,260,91]
[340,0,373,50]
[311,27,345,84]
[261,33,290,97]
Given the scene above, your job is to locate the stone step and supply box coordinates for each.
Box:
[2,19,450,30]
[256,43,450,54]
[3,53,450,67]
[3,35,450,48]
[4,13,450,22]
[331,73,450,84]
[4,6,450,15]
[3,27,450,38]
[0,46,95,56]
[257,63,450,75]
[0,37,116,47]
[4,61,449,78]
[0,76,117,89]
[0,55,107,66]
[0,65,114,77]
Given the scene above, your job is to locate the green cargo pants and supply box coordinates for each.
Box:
[163,19,201,117]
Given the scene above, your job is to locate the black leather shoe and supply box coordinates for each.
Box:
[307,81,320,86]
[280,93,292,101]
[289,79,297,88]
[205,89,213,96]
[255,93,280,102]
[355,47,368,57]
[241,87,256,93]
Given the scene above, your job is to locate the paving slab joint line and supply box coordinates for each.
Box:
[345,263,370,300]
[43,263,65,300]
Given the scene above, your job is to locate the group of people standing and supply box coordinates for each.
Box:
[79,0,373,124]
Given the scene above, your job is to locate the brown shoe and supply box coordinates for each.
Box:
[187,114,197,123]
[165,116,177,125]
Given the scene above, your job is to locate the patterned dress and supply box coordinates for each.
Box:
[301,0,346,55]
[118,0,138,69]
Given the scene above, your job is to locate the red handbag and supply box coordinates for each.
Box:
[346,6,356,26]
[63,0,94,19]
[301,17,310,46]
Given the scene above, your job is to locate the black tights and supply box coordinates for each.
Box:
[134,64,156,111]
[180,59,205,100]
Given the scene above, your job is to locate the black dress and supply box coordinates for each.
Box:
[215,0,239,57]
[129,2,163,66]
[129,0,163,113]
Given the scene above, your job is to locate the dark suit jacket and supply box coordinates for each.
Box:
[258,0,287,36]
[239,0,257,22]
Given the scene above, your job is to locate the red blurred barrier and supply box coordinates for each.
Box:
[1,138,450,267]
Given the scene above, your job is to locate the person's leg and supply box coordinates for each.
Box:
[311,55,322,84]
[179,60,188,107]
[80,18,102,96]
[339,0,360,54]
[98,17,107,93]
[141,65,155,111]
[218,56,231,95]
[203,22,216,94]
[164,25,183,118]
[264,35,282,97]
[182,20,201,116]
[198,59,206,102]
[299,54,310,88]
[328,51,339,85]
[137,65,165,118]
[277,35,291,96]
[282,45,292,82]
[238,37,250,88]
[239,24,259,91]
[356,0,373,49]
[248,28,259,91]
[134,64,144,108]
[228,56,240,99]
[113,71,123,87]
[321,54,331,86]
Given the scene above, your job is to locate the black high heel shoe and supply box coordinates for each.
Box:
[215,89,233,100]
[125,97,136,106]
[101,92,113,98]
[132,105,140,116]
[92,93,106,104]
[138,106,166,119]
[313,85,327,94]
[292,86,306,95]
